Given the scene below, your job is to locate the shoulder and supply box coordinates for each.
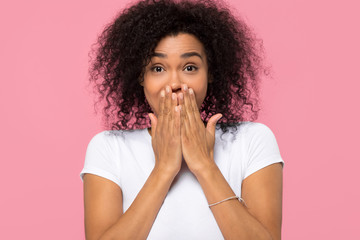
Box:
[234,122,280,149]
[87,128,149,153]
[88,129,145,144]
[85,131,118,158]
[215,121,276,141]
[214,122,282,161]
[238,122,278,141]
[236,122,284,179]
[87,130,118,149]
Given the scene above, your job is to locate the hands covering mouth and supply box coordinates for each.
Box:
[148,83,223,176]
[171,90,183,106]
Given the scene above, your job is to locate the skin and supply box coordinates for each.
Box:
[140,33,221,174]
[141,33,210,116]
[83,33,283,240]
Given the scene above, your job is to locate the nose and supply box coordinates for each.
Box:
[169,73,182,93]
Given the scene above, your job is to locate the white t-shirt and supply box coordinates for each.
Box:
[80,121,284,239]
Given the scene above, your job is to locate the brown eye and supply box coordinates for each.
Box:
[152,66,164,72]
[184,65,198,72]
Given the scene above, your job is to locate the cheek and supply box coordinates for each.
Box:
[143,73,164,113]
[144,87,161,116]
[194,85,208,109]
[195,94,205,109]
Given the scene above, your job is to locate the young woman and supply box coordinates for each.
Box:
[80,0,284,239]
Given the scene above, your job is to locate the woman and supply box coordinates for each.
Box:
[80,0,284,239]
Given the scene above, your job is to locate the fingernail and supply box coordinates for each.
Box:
[179,92,183,99]
[166,86,170,93]
[183,84,188,91]
[172,93,176,100]
[189,88,194,94]
[160,90,165,97]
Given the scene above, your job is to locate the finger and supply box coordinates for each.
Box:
[174,105,181,139]
[189,88,199,112]
[178,92,184,108]
[170,92,178,136]
[178,91,186,135]
[158,87,171,132]
[157,89,166,132]
[206,114,222,136]
[164,85,172,118]
[188,88,203,127]
[161,85,171,134]
[182,84,195,130]
[180,100,188,140]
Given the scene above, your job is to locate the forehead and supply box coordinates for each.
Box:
[153,33,206,56]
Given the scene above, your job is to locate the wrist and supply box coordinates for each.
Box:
[191,160,219,179]
[152,163,179,180]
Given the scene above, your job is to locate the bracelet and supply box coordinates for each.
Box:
[208,196,247,208]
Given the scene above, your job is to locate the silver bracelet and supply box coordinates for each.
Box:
[208,196,247,208]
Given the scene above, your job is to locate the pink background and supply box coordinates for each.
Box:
[1,0,359,239]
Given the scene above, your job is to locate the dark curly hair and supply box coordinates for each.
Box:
[88,0,267,136]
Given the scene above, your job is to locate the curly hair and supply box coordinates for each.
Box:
[88,0,267,136]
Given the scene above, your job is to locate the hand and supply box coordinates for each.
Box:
[148,86,182,177]
[178,84,222,175]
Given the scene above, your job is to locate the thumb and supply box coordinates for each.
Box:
[148,113,157,137]
[206,114,222,135]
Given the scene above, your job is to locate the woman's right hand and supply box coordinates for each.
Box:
[86,86,182,239]
[148,85,182,177]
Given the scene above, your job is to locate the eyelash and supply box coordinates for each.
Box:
[184,65,198,72]
[151,65,198,73]
[151,66,164,73]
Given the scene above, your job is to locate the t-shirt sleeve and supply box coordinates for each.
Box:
[243,123,284,179]
[79,131,121,188]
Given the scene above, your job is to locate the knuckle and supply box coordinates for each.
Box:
[163,108,171,116]
[169,137,177,145]
[182,135,190,145]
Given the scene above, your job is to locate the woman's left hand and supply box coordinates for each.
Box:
[178,84,222,175]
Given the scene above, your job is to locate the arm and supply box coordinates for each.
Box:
[193,162,283,240]
[83,87,182,240]
[83,168,176,240]
[178,85,283,239]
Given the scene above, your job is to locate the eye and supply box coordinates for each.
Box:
[184,65,198,72]
[151,66,164,73]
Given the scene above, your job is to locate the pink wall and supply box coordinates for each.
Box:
[1,0,359,239]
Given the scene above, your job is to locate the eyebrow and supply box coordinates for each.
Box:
[151,51,203,62]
